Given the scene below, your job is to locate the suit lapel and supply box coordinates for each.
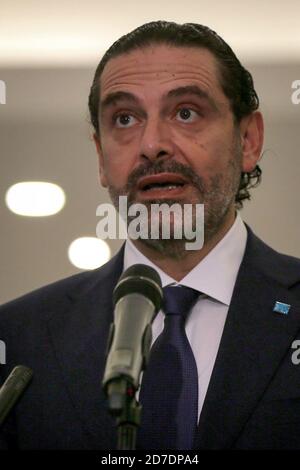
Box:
[46,246,124,448]
[195,228,300,449]
[45,229,300,449]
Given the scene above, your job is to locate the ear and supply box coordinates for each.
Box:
[93,133,108,188]
[239,111,264,173]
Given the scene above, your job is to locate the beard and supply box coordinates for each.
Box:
[107,135,243,259]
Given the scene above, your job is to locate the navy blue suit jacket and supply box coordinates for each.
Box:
[1,226,300,449]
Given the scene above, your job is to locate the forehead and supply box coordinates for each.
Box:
[100,44,225,101]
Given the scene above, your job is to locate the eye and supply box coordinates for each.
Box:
[114,113,137,128]
[176,107,199,123]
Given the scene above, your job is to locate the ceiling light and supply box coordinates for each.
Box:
[68,237,111,270]
[5,181,65,217]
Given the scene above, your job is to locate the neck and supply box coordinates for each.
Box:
[131,208,237,281]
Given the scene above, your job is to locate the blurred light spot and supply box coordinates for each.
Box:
[5,181,65,216]
[68,237,111,270]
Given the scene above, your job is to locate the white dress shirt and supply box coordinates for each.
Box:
[123,212,247,420]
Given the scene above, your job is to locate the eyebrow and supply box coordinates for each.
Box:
[100,85,218,116]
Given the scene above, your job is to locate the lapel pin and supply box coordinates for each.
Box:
[273,301,291,315]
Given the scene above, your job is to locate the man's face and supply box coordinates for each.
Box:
[94,44,257,252]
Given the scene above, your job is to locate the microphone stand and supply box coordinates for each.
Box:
[106,378,141,450]
[101,263,163,450]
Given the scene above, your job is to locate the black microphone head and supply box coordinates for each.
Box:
[113,264,163,312]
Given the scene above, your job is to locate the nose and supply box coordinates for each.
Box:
[139,117,175,162]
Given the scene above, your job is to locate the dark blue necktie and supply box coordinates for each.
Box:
[137,285,200,450]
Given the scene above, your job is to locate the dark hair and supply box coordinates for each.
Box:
[88,20,262,208]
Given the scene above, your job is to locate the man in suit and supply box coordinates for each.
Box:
[1,20,300,450]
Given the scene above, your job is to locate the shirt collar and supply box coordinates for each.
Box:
[123,212,247,306]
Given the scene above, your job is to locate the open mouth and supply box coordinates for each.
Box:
[137,173,188,192]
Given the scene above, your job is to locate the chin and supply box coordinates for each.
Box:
[137,237,194,260]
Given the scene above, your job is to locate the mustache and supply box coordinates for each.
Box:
[123,160,205,195]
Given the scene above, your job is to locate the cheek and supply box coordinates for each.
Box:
[100,141,135,187]
[175,132,223,173]
[187,134,238,184]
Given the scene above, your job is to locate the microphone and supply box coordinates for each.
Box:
[102,264,163,413]
[0,365,33,426]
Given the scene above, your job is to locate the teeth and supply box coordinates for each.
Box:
[144,182,184,191]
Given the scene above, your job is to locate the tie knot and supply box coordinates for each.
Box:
[162,285,200,319]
